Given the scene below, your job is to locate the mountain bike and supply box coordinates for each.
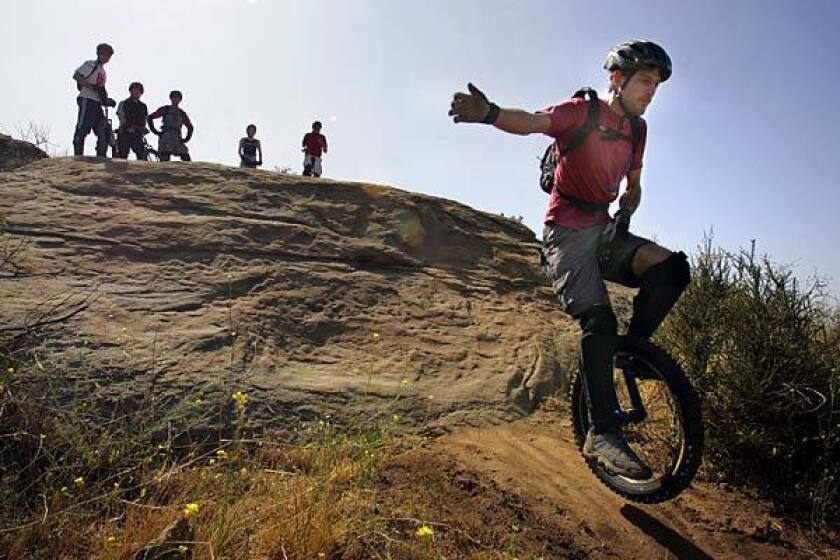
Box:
[568,335,704,503]
[142,136,159,162]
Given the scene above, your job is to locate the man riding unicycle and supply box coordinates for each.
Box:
[449,41,691,480]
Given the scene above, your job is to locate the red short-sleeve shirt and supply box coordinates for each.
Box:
[303,132,328,157]
[540,98,647,229]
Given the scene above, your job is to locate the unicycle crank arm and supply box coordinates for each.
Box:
[617,368,647,425]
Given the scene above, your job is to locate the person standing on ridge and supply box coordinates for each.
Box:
[115,82,149,160]
[239,124,263,168]
[148,90,194,162]
[302,121,328,177]
[72,43,116,157]
[448,41,690,480]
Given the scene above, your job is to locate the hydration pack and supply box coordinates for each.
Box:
[539,88,641,196]
[161,106,186,132]
[76,61,100,92]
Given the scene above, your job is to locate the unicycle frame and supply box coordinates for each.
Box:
[615,357,648,426]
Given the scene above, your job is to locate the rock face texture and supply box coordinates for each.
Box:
[0,133,48,172]
[1,157,628,433]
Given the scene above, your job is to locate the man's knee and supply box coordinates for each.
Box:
[641,251,690,291]
[578,305,618,337]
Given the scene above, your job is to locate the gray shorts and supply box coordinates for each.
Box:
[158,130,189,156]
[542,222,653,317]
[303,153,322,175]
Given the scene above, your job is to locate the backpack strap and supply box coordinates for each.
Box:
[558,88,600,157]
[553,88,610,213]
[628,115,641,160]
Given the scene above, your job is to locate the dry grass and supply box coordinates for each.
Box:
[0,387,547,559]
[0,225,543,559]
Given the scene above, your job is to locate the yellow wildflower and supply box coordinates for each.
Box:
[371,332,381,343]
[183,503,200,518]
[415,525,434,538]
[6,367,13,374]
[239,467,248,477]
[178,545,189,555]
[106,536,117,545]
[232,391,248,409]
[74,476,85,487]
[216,449,227,459]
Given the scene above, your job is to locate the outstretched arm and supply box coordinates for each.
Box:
[449,83,551,135]
[493,109,552,136]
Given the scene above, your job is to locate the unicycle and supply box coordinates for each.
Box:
[569,335,704,503]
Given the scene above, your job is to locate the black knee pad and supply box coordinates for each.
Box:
[629,251,691,340]
[641,251,690,291]
[578,305,618,337]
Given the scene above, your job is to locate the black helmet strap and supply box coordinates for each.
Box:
[615,69,638,116]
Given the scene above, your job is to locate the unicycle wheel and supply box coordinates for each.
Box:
[569,335,704,503]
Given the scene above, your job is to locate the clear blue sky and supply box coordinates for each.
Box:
[2,0,838,297]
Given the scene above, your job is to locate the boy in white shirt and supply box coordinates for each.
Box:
[72,43,116,156]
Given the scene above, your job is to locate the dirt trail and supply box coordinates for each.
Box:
[433,416,838,560]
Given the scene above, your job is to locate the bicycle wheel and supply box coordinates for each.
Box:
[569,335,704,503]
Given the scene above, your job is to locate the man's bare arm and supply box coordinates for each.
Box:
[493,109,552,136]
[620,168,643,215]
[449,83,551,135]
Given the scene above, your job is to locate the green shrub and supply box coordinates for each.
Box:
[657,238,839,526]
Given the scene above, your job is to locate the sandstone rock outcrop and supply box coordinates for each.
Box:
[0,133,48,172]
[1,157,630,433]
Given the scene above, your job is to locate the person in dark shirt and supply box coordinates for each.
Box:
[302,121,328,177]
[115,82,149,160]
[239,124,262,168]
[148,90,194,162]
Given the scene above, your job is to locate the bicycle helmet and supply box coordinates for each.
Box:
[604,41,671,82]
